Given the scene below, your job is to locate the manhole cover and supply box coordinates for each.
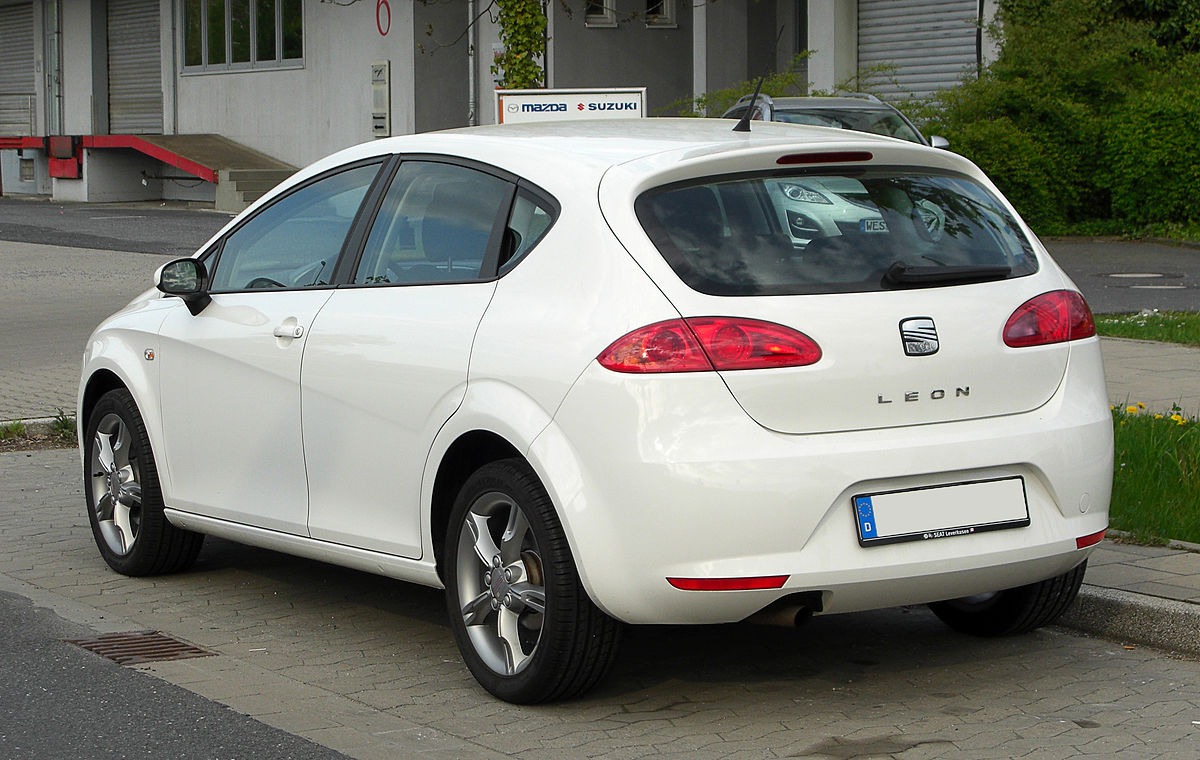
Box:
[65,631,215,665]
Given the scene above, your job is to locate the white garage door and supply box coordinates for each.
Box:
[108,0,164,133]
[0,2,36,136]
[858,0,979,101]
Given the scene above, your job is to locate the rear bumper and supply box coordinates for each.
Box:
[530,338,1112,624]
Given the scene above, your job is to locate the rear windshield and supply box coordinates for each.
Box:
[635,169,1038,296]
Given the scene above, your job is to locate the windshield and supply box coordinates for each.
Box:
[635,170,1038,296]
[773,108,923,144]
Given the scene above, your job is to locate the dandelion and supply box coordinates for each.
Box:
[1137,402,1146,410]
[1171,414,1184,423]
[1126,405,1139,414]
[1155,414,1164,419]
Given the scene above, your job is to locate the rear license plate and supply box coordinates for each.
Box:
[853,476,1029,547]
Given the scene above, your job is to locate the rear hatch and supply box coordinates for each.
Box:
[602,149,1071,435]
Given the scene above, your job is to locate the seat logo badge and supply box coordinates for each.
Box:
[144,349,155,361]
[900,318,939,356]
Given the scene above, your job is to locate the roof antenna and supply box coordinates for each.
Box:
[732,75,766,133]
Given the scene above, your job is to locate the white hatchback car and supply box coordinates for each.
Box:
[79,119,1112,703]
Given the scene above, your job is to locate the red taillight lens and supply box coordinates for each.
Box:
[667,575,789,591]
[597,318,822,373]
[1003,290,1096,348]
[596,320,713,373]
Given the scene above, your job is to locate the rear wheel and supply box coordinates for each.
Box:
[928,561,1087,637]
[444,459,620,703]
[84,389,203,576]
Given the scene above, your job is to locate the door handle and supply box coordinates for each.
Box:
[273,324,304,339]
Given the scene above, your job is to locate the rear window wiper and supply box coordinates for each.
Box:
[883,261,1011,288]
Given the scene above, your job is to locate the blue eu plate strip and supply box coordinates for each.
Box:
[855,496,877,539]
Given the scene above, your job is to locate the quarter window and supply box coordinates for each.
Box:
[354,162,512,286]
[183,0,303,70]
[209,163,380,292]
[500,191,555,273]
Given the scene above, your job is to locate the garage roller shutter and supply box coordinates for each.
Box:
[858,0,979,101]
[108,0,164,134]
[0,2,36,136]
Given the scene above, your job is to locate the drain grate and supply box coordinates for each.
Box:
[65,631,216,665]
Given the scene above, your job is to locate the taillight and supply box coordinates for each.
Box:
[1003,291,1096,348]
[598,317,822,373]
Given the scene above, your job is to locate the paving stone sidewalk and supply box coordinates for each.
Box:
[3,447,1200,759]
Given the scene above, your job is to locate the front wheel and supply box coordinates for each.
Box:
[444,459,620,703]
[928,561,1087,637]
[84,388,203,576]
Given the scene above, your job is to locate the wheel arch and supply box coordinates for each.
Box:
[79,368,127,439]
[429,430,523,583]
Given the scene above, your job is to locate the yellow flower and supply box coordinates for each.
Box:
[1109,404,1115,410]
[1154,414,1164,419]
[1170,414,1184,422]
[1137,402,1146,409]
[1126,405,1139,414]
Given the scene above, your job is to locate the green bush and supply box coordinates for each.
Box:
[1104,57,1200,225]
[910,0,1200,235]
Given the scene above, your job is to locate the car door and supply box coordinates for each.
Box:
[155,161,385,533]
[301,159,516,557]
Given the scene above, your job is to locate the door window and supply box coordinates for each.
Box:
[353,162,511,285]
[209,163,381,292]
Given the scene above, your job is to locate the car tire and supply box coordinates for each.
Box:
[928,560,1087,637]
[84,388,203,576]
[444,458,620,703]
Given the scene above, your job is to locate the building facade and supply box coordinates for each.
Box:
[0,0,998,208]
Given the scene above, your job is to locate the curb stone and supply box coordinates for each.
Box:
[1057,585,1200,658]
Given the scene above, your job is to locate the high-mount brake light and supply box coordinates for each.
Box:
[777,151,873,165]
[667,575,789,591]
[597,318,822,373]
[1003,290,1096,348]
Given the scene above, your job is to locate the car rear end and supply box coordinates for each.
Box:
[539,130,1111,625]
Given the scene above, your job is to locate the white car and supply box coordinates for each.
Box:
[79,119,1112,704]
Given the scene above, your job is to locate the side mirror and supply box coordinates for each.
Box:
[929,135,951,150]
[157,258,212,315]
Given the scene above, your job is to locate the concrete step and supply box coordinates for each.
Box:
[231,178,285,192]
[225,168,294,183]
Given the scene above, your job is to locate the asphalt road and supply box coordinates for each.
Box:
[0,197,233,257]
[0,589,347,760]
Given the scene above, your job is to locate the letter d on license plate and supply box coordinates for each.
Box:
[853,476,1029,547]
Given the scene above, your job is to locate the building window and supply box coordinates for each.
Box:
[584,0,616,27]
[645,0,676,27]
[183,0,303,71]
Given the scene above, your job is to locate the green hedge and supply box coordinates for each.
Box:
[1104,60,1200,225]
[913,0,1200,234]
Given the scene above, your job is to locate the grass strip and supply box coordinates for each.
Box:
[1111,404,1200,544]
[1095,310,1200,348]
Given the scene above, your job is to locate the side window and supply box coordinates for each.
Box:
[209,163,381,292]
[499,190,555,273]
[354,162,511,285]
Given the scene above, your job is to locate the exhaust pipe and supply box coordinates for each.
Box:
[745,591,824,627]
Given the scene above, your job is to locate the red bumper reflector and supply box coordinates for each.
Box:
[667,575,789,591]
[1076,528,1107,549]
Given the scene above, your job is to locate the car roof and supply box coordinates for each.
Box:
[268,118,967,212]
[768,96,899,112]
